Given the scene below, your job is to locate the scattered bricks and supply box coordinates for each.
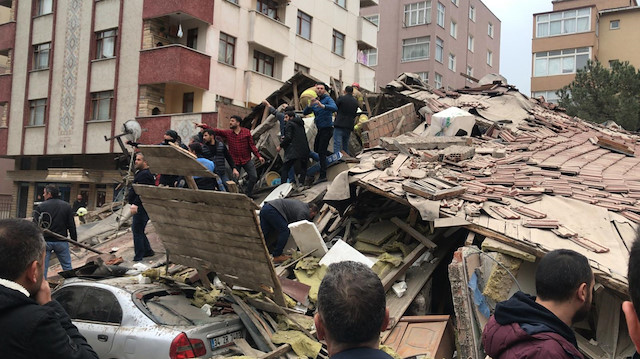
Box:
[482,252,523,303]
[374,154,397,170]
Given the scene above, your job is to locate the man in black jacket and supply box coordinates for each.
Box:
[33,184,76,278]
[0,218,98,359]
[277,111,310,186]
[333,86,359,156]
[128,152,156,262]
[260,198,318,263]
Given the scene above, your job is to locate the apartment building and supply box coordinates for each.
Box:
[531,0,638,103]
[360,0,500,91]
[0,0,378,218]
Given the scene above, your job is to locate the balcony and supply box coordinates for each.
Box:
[357,16,377,49]
[244,70,284,106]
[0,21,15,51]
[0,74,10,103]
[360,0,378,7]
[143,0,213,24]
[248,10,289,56]
[355,62,375,91]
[139,45,211,90]
[135,112,217,145]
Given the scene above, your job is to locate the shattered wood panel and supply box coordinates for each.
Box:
[138,145,216,177]
[134,185,286,305]
[140,196,254,218]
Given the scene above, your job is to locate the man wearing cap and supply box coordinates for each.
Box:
[158,129,187,187]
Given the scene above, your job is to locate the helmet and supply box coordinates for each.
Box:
[76,207,88,217]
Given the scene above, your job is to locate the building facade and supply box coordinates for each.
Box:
[531,0,638,103]
[0,0,378,218]
[360,0,500,91]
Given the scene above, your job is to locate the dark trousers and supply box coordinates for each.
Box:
[132,206,152,261]
[281,158,307,185]
[314,127,333,178]
[259,203,290,257]
[235,161,258,197]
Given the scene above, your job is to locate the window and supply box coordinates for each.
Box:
[450,21,457,38]
[435,37,443,62]
[218,33,236,65]
[96,29,117,59]
[487,50,493,66]
[297,11,312,40]
[226,0,239,3]
[37,0,53,16]
[187,28,198,49]
[332,30,345,56]
[434,72,442,88]
[294,63,310,74]
[74,288,122,324]
[335,0,346,8]
[469,5,475,21]
[417,71,429,83]
[610,20,620,30]
[91,91,113,121]
[467,35,474,52]
[532,90,560,104]
[533,47,590,77]
[33,43,50,70]
[256,0,278,20]
[362,48,377,66]
[404,1,431,27]
[466,65,473,82]
[452,0,458,6]
[183,92,194,113]
[535,8,590,38]
[29,99,47,126]
[365,14,379,27]
[437,2,445,27]
[488,22,494,37]
[402,36,430,61]
[253,50,274,77]
[448,53,456,71]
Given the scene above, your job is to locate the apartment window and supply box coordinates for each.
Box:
[187,28,198,49]
[253,50,274,77]
[365,14,379,27]
[37,0,53,16]
[90,91,113,121]
[332,30,345,56]
[294,63,310,74]
[437,2,445,27]
[297,11,312,40]
[33,43,50,70]
[404,1,431,27]
[402,36,430,61]
[434,72,442,89]
[256,0,278,20]
[487,50,493,66]
[536,8,590,38]
[532,90,560,104]
[96,29,117,59]
[448,53,456,71]
[417,71,429,83]
[488,22,494,38]
[218,33,236,66]
[534,47,590,77]
[335,0,346,8]
[450,21,457,38]
[451,0,458,6]
[610,20,620,30]
[183,93,194,113]
[466,65,473,82]
[435,37,443,62]
[363,48,377,66]
[226,0,239,4]
[29,99,47,126]
[467,35,474,52]
[469,5,475,22]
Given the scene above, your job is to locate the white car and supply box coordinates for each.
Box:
[52,277,245,359]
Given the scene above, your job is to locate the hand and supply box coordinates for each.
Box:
[623,301,640,352]
[262,100,271,108]
[35,279,52,305]
[232,168,240,178]
[130,204,138,215]
[259,157,266,165]
[276,146,281,152]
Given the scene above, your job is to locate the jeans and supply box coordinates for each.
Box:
[314,127,333,179]
[44,241,72,279]
[333,127,352,156]
[259,203,290,257]
[236,161,258,197]
[132,206,153,261]
[216,171,230,191]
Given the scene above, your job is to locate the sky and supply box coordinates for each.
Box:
[481,0,552,95]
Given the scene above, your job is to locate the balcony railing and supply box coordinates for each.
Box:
[0,74,11,103]
[0,21,15,51]
[248,10,289,56]
[357,16,377,49]
[139,45,211,90]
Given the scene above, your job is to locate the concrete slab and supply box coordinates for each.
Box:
[319,239,374,268]
[289,220,328,257]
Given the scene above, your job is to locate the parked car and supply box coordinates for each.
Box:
[52,277,245,359]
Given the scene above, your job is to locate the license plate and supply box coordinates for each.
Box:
[211,330,243,350]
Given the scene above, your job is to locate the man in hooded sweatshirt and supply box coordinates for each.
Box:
[277,111,310,186]
[482,249,594,359]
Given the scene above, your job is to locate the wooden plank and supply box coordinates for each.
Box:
[235,338,266,357]
[433,216,470,228]
[140,196,253,218]
[134,185,259,211]
[185,176,198,190]
[138,145,218,177]
[150,221,265,251]
[381,244,428,291]
[390,217,437,249]
[143,201,254,226]
[504,222,519,240]
[292,81,300,111]
[231,303,273,352]
[487,217,506,234]
[260,345,292,359]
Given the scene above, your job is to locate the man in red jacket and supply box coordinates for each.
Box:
[482,249,594,359]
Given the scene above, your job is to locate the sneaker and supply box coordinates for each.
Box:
[143,250,155,258]
[272,254,291,264]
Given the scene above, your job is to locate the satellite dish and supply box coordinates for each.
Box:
[123,120,142,142]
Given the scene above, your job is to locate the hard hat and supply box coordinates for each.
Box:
[77,207,88,217]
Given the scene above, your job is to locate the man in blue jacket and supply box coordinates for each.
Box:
[304,82,337,183]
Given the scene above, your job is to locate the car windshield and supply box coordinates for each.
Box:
[142,290,222,326]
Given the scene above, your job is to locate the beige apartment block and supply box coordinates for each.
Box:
[0,0,378,218]
[360,0,500,91]
[531,0,638,103]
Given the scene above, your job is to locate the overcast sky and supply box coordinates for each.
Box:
[481,0,552,95]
